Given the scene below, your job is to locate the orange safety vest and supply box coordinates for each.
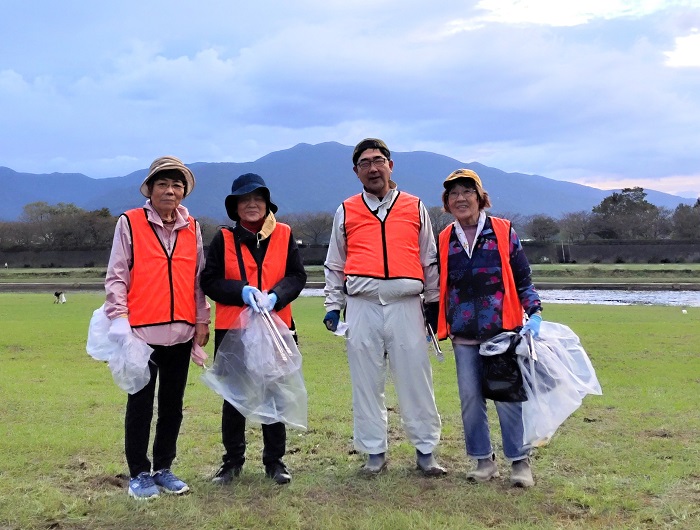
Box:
[343,191,424,281]
[437,216,523,339]
[124,208,197,328]
[215,224,293,329]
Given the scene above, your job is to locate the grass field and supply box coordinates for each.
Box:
[0,294,699,529]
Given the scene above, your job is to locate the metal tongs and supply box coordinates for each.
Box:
[524,328,538,362]
[259,305,292,363]
[426,324,444,362]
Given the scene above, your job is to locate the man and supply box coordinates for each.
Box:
[105,156,211,499]
[322,138,445,476]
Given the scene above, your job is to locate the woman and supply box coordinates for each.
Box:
[436,168,542,487]
[105,156,211,499]
[200,173,306,485]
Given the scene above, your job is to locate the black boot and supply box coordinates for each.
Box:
[265,461,291,485]
[211,463,242,485]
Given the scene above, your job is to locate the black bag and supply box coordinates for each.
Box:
[481,333,528,402]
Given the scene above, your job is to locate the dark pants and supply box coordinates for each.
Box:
[215,330,286,468]
[124,340,192,477]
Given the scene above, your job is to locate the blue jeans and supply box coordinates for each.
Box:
[453,342,529,462]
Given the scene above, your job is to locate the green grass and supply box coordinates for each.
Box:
[0,294,699,529]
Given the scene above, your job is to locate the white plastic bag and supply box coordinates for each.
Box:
[201,307,307,430]
[520,321,602,447]
[86,304,153,394]
[86,304,114,361]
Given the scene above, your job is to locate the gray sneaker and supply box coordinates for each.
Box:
[466,454,500,483]
[416,451,447,476]
[360,453,387,475]
[510,459,535,488]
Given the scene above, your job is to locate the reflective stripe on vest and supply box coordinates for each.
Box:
[125,208,197,328]
[215,224,293,329]
[343,191,424,281]
[437,217,523,339]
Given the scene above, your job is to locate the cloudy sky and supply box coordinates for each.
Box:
[2,0,699,198]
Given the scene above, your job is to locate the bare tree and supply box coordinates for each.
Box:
[558,211,595,241]
[278,212,334,245]
[427,206,453,240]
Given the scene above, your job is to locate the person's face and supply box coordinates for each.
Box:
[149,177,185,218]
[236,191,267,223]
[353,148,393,197]
[447,183,480,226]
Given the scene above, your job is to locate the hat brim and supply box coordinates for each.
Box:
[140,164,195,198]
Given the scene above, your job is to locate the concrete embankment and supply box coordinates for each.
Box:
[1,281,699,292]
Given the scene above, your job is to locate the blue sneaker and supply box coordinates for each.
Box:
[128,472,160,500]
[153,469,189,495]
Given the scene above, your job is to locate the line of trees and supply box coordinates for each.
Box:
[0,187,698,252]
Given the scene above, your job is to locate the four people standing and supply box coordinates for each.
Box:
[105,149,542,497]
[322,138,446,476]
[104,156,211,499]
[200,173,307,486]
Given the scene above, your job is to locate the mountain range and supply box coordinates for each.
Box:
[1,141,694,222]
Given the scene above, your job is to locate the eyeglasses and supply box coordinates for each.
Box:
[154,181,186,192]
[356,157,388,171]
[448,189,477,200]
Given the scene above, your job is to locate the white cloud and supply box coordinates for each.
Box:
[665,29,700,66]
[473,0,676,27]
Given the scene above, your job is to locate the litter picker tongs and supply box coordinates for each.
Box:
[426,324,444,362]
[260,306,292,363]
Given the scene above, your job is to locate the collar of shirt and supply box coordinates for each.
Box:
[453,210,486,258]
[144,200,190,229]
[362,185,399,216]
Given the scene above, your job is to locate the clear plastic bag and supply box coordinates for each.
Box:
[201,307,307,430]
[86,304,153,394]
[519,321,602,447]
[107,336,152,394]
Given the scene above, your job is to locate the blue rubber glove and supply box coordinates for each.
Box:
[263,292,278,312]
[520,313,542,337]
[323,310,340,332]
[242,285,262,313]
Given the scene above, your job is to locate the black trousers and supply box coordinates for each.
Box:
[124,340,192,477]
[215,330,286,468]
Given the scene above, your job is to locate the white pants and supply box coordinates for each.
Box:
[345,295,441,455]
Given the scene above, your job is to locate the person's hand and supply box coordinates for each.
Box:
[191,343,209,367]
[263,292,278,312]
[242,285,262,313]
[108,317,131,345]
[520,313,542,337]
[323,310,340,332]
[423,302,439,334]
[195,323,210,347]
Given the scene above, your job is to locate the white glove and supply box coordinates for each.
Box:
[108,317,131,345]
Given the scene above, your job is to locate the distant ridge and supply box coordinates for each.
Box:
[0,142,694,221]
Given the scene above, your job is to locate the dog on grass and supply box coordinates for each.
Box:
[54,291,66,304]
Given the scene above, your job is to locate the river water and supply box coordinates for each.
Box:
[300,288,700,307]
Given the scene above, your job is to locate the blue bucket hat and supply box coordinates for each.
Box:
[225,173,278,221]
